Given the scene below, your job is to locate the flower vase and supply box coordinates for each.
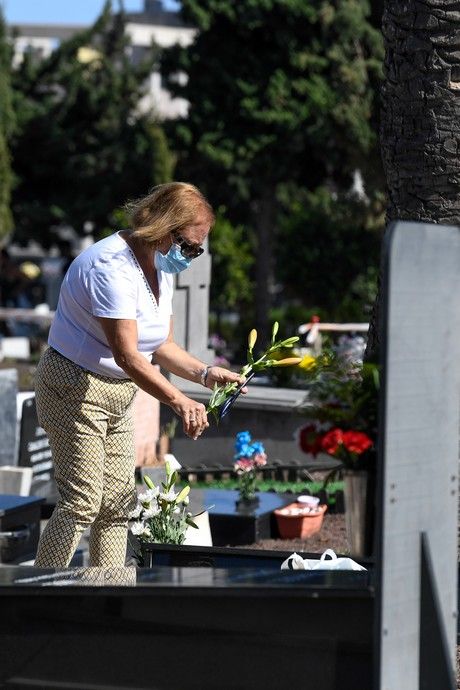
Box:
[235,494,259,510]
[235,468,259,509]
[343,469,368,557]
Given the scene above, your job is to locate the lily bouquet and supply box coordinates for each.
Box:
[207,322,302,421]
[129,460,205,556]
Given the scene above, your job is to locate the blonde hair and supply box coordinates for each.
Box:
[126,182,215,246]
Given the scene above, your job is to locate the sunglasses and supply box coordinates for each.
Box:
[172,233,204,259]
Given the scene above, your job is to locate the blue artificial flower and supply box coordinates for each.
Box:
[250,441,265,456]
[234,431,266,460]
[234,443,251,460]
[236,431,251,445]
[235,431,252,454]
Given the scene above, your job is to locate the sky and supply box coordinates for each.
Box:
[2,0,180,25]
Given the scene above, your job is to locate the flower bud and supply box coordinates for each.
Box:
[143,475,155,490]
[248,329,257,351]
[176,485,190,503]
[271,357,302,367]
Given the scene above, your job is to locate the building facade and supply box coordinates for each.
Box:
[9,0,195,120]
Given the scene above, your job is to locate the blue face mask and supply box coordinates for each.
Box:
[154,245,191,274]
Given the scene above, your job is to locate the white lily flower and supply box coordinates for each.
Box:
[128,505,142,519]
[160,490,178,502]
[138,488,159,503]
[164,453,181,472]
[143,506,160,519]
[130,521,149,536]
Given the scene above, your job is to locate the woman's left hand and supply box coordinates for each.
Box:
[205,366,248,392]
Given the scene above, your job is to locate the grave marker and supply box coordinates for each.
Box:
[376,221,458,689]
[17,397,54,493]
[172,239,214,363]
[0,369,18,467]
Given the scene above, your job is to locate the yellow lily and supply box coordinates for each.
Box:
[299,355,316,370]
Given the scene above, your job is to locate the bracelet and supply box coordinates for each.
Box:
[199,366,210,387]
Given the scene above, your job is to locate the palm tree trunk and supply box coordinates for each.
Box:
[366,0,460,359]
[381,1,460,224]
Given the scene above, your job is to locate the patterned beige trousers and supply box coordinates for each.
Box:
[34,347,138,568]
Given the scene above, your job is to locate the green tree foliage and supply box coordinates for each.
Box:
[0,7,14,239]
[276,185,383,321]
[209,209,253,313]
[10,1,174,245]
[162,0,384,332]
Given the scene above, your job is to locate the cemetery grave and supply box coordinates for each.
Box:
[0,221,458,689]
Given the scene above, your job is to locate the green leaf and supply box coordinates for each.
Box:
[185,518,199,529]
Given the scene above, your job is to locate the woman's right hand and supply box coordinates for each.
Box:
[171,394,209,440]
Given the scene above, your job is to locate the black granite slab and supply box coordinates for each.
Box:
[189,488,293,545]
[0,564,372,591]
[0,565,374,690]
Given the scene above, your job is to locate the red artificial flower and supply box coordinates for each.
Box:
[320,428,344,456]
[298,424,323,457]
[342,430,373,455]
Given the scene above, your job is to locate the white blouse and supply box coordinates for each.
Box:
[48,232,173,378]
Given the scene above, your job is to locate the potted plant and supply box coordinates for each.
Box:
[296,353,379,556]
[128,459,207,565]
[274,501,327,539]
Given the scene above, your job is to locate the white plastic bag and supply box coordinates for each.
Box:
[281,548,366,571]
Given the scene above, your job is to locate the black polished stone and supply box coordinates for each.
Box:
[189,488,293,545]
[0,565,374,689]
[0,564,372,590]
